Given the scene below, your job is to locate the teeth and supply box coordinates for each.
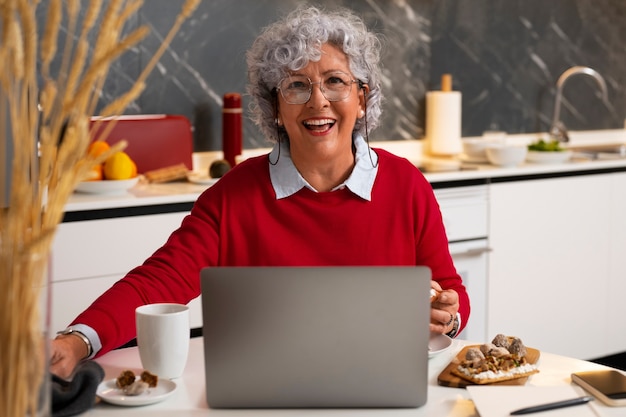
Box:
[303,119,335,126]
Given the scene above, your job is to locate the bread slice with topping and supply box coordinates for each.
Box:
[451,334,539,384]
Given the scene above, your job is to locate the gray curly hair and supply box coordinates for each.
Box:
[246,6,383,143]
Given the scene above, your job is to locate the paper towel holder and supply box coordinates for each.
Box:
[425,73,462,156]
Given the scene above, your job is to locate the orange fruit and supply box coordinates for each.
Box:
[103,151,136,180]
[83,164,103,181]
[87,141,110,158]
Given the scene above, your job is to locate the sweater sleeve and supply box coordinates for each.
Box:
[71,185,223,356]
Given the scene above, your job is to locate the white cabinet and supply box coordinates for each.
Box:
[50,211,203,334]
[435,185,490,343]
[608,173,626,355]
[488,174,617,359]
[449,239,489,342]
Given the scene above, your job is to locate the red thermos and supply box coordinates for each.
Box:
[222,93,242,167]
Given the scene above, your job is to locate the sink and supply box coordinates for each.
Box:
[566,144,626,160]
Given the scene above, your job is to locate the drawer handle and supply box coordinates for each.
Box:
[450,247,492,257]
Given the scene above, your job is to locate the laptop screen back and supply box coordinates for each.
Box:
[201,266,431,409]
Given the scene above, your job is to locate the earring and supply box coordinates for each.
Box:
[359,109,365,118]
[275,117,283,126]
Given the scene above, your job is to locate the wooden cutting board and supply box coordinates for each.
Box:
[437,345,540,388]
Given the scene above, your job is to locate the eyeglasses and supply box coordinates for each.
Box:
[277,71,360,104]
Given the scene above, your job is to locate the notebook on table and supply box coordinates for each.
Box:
[200,266,432,409]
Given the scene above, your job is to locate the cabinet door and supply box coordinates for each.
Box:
[488,175,611,359]
[608,173,626,355]
[52,212,188,282]
[450,239,490,342]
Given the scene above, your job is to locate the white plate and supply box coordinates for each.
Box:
[186,171,219,186]
[422,158,462,172]
[526,150,573,164]
[96,378,177,407]
[75,177,139,194]
[428,333,453,358]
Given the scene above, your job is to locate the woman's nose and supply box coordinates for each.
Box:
[307,82,329,107]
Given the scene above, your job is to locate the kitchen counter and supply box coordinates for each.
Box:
[64,129,626,214]
[66,156,626,210]
[424,155,626,183]
[64,181,208,212]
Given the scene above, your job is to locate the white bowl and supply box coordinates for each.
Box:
[526,150,573,164]
[485,144,528,167]
[461,138,500,162]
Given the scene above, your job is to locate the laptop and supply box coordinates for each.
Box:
[200,266,431,409]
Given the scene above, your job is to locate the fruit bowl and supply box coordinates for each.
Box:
[74,177,140,194]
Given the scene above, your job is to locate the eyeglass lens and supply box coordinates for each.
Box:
[278,72,356,104]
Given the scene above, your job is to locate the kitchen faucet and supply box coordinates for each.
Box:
[549,66,608,142]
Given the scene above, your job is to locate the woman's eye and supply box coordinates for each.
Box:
[326,76,345,85]
[287,80,308,90]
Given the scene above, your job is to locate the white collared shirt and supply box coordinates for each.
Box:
[269,133,379,200]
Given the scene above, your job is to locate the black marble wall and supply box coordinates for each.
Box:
[42,0,626,151]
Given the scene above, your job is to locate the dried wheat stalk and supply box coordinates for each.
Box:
[0,1,199,415]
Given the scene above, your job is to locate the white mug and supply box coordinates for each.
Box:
[135,303,190,379]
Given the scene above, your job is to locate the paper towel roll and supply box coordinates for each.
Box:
[426,91,462,156]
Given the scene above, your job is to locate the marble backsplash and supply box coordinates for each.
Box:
[40,0,626,151]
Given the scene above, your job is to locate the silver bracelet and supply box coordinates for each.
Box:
[445,315,460,338]
[57,328,93,358]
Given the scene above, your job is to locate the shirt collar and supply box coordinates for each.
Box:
[269,133,378,201]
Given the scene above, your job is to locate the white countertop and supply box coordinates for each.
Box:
[65,180,208,212]
[90,337,624,416]
[422,155,626,182]
[65,129,626,213]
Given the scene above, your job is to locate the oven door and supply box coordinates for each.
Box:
[449,239,490,342]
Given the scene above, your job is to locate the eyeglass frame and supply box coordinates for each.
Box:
[276,71,364,105]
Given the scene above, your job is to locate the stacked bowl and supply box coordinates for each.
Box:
[485,144,528,167]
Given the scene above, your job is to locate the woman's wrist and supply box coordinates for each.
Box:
[56,328,92,360]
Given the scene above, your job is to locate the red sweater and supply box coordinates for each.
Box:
[74,149,469,355]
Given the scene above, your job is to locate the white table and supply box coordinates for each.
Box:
[89,337,623,416]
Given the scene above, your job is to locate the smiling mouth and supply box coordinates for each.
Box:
[303,118,336,132]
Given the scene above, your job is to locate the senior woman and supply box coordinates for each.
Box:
[50,6,470,379]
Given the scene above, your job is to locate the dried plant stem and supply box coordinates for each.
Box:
[40,0,61,78]
[0,0,199,415]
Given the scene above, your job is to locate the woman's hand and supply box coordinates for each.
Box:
[429,280,459,335]
[50,336,88,380]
